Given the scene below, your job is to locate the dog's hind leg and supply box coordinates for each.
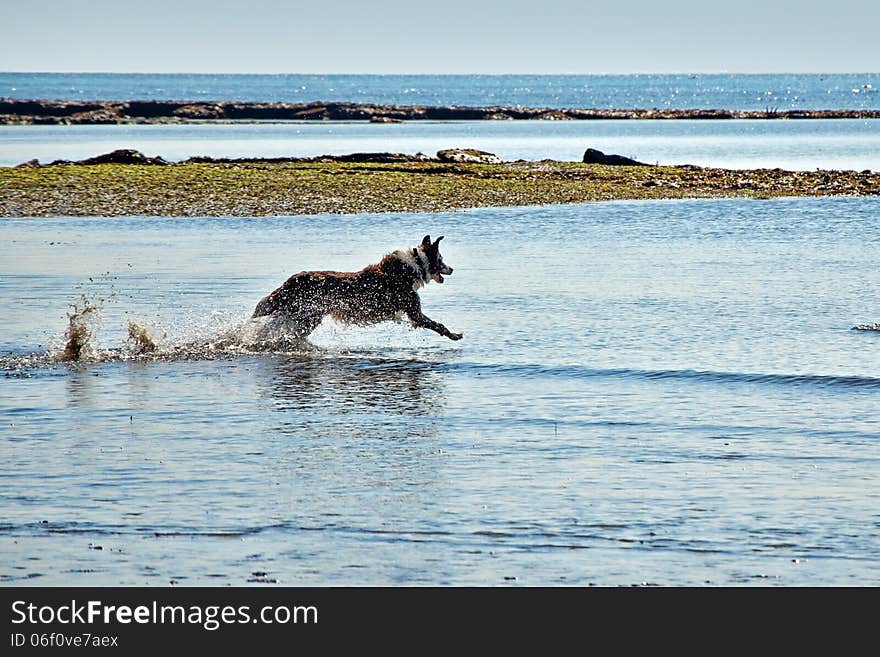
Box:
[250,310,323,349]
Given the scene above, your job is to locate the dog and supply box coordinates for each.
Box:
[252,235,462,341]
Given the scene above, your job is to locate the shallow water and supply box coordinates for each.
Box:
[2,197,880,585]
[2,119,879,171]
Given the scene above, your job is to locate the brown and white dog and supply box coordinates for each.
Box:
[252,235,462,340]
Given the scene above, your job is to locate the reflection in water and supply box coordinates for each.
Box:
[265,356,444,416]
[252,355,449,518]
[65,367,98,409]
[259,355,446,441]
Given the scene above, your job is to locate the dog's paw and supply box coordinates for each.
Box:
[448,332,463,341]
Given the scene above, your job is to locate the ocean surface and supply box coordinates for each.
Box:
[2,118,879,171]
[4,72,878,171]
[2,198,879,586]
[2,72,879,110]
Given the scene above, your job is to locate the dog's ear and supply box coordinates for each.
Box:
[421,235,432,248]
[434,236,444,245]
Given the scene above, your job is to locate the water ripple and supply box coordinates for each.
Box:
[445,361,880,390]
[5,347,878,391]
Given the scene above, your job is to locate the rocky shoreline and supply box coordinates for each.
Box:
[2,149,878,217]
[2,98,880,125]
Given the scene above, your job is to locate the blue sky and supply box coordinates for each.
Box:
[2,0,877,73]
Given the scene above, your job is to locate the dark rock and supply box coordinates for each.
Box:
[292,105,331,120]
[687,110,735,120]
[33,116,69,125]
[583,148,649,166]
[3,99,880,125]
[16,159,40,168]
[182,152,433,165]
[424,106,493,120]
[63,149,169,166]
[437,148,502,164]
[121,101,190,118]
[322,152,431,163]
[0,99,105,117]
[68,109,125,124]
[81,149,168,165]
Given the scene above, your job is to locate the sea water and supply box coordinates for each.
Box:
[4,72,877,171]
[1,118,879,171]
[2,198,879,585]
[2,72,878,110]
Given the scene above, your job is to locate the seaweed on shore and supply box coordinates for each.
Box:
[1,154,878,217]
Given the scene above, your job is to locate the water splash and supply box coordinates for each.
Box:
[3,290,447,374]
[126,321,162,355]
[217,314,320,353]
[128,313,325,360]
[2,299,321,374]
[61,296,101,362]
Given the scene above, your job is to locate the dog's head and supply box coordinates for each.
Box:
[419,235,454,284]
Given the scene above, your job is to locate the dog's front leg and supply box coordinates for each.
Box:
[405,295,462,340]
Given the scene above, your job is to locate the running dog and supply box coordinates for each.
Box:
[252,235,462,340]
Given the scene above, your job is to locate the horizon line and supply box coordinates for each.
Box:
[2,70,878,77]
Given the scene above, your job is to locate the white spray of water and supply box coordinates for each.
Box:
[61,296,101,361]
[25,296,315,366]
[127,321,163,355]
[4,293,446,373]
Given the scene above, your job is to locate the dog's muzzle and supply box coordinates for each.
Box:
[434,264,453,283]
